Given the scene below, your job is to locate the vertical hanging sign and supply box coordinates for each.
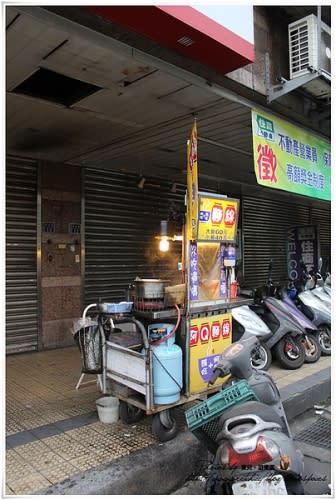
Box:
[287,225,319,280]
[187,119,199,240]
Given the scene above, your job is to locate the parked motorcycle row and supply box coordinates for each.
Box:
[185,260,331,495]
[232,260,331,371]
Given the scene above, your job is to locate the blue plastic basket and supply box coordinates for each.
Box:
[185,380,258,454]
[100,302,133,314]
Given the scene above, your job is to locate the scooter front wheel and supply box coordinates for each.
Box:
[300,333,321,363]
[273,335,305,369]
[314,324,331,355]
[250,342,272,371]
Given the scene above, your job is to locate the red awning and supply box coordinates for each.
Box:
[84,5,255,74]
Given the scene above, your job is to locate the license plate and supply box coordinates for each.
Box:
[232,474,288,495]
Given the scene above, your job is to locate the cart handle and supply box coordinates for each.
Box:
[130,318,149,350]
[82,303,97,320]
[112,317,149,350]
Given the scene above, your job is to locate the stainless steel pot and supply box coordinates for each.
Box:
[133,278,170,299]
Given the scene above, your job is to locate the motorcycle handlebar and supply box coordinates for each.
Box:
[208,367,224,385]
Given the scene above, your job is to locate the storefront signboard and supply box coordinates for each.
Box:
[252,109,331,201]
[287,225,319,280]
[189,313,231,393]
[197,193,239,242]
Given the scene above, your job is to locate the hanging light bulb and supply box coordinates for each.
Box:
[159,238,170,252]
[158,220,169,252]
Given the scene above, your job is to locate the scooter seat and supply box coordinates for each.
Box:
[217,400,285,432]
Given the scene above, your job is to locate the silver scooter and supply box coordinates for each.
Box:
[231,301,273,371]
[204,336,304,495]
[294,266,331,355]
[308,273,331,305]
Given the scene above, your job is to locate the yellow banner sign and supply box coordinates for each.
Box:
[186,119,198,240]
[189,313,232,394]
[197,194,239,242]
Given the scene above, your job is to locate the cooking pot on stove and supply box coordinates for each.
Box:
[133,278,170,299]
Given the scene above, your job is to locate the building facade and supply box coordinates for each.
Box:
[5,5,331,353]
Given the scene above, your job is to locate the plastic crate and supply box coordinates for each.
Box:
[185,380,258,454]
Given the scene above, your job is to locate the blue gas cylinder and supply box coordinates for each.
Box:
[148,323,183,405]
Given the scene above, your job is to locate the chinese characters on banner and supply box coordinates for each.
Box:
[251,109,331,201]
[189,242,199,301]
[189,313,232,393]
[287,226,319,281]
[186,119,199,240]
[198,194,239,242]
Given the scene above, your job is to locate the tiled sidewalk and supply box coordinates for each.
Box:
[4,346,331,495]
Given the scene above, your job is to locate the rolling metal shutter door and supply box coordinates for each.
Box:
[242,196,331,287]
[84,168,185,305]
[6,157,38,354]
[242,196,310,287]
[310,206,331,263]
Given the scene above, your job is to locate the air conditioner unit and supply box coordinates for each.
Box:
[288,14,331,79]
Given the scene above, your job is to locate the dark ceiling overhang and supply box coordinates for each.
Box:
[84,5,255,75]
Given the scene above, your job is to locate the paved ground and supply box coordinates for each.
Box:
[4,345,331,495]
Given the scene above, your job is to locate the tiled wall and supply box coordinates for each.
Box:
[41,163,82,348]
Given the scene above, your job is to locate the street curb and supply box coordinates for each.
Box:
[280,367,331,421]
[37,432,207,495]
[36,366,331,495]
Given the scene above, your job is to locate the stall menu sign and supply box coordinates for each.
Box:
[189,313,232,393]
[197,194,239,242]
[252,109,331,201]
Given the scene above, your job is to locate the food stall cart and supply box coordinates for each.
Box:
[80,122,253,441]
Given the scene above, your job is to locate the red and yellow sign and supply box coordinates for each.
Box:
[197,194,239,242]
[187,119,199,240]
[189,313,232,393]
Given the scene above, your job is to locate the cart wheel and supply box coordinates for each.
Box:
[152,409,178,442]
[119,401,145,424]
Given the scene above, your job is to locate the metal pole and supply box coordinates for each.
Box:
[317,6,321,70]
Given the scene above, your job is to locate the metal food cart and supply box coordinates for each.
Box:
[78,122,252,441]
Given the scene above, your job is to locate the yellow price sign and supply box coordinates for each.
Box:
[188,313,232,394]
[197,194,239,242]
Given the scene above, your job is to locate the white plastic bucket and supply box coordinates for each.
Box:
[96,396,120,424]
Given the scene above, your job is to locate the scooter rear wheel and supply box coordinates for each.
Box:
[273,335,305,369]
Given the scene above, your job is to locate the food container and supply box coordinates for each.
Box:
[133,279,170,299]
[99,302,133,313]
[164,284,186,306]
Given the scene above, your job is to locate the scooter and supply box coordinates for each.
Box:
[231,301,273,371]
[203,336,304,495]
[309,274,331,306]
[250,275,306,370]
[293,266,331,356]
[302,260,331,306]
[279,291,321,363]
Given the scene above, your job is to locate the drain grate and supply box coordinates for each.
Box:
[294,416,331,449]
